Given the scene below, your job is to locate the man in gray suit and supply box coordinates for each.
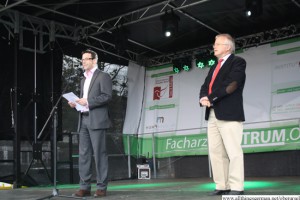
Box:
[68,49,112,198]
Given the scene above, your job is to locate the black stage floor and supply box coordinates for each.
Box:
[0,176,299,200]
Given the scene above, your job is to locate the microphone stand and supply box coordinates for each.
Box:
[36,83,83,200]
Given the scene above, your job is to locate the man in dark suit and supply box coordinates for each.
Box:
[68,49,112,198]
[199,34,246,196]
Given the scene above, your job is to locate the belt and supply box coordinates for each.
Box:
[81,112,89,116]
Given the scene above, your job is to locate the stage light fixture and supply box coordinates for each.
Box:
[195,53,217,69]
[207,58,217,67]
[196,60,205,69]
[245,0,262,18]
[172,59,181,73]
[182,57,192,71]
[172,56,192,73]
[161,10,180,38]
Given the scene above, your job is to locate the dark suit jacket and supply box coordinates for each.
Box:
[199,54,246,121]
[78,68,112,130]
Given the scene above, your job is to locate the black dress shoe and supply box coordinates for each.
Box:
[226,190,244,195]
[209,190,230,196]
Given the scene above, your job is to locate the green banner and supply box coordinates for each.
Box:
[123,125,300,158]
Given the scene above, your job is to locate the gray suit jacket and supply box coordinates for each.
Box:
[78,68,112,130]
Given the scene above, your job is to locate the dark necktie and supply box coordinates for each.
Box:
[208,59,223,94]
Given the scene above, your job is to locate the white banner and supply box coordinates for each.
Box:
[122,61,145,134]
[122,38,300,157]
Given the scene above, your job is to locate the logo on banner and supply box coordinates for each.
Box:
[156,117,164,123]
[153,76,173,100]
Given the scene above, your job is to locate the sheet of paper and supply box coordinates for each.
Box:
[62,92,85,111]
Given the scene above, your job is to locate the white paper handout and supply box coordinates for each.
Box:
[62,92,86,111]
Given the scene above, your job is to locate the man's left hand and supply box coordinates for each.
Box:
[199,96,211,107]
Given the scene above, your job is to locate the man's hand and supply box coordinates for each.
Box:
[199,96,211,107]
[76,98,88,106]
[68,102,76,108]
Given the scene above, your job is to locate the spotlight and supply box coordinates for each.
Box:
[172,59,181,73]
[181,56,192,71]
[245,10,252,17]
[195,51,216,69]
[245,0,262,18]
[172,56,192,73]
[160,10,180,38]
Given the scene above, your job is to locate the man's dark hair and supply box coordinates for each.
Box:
[81,49,98,60]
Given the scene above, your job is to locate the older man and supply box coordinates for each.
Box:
[199,34,246,196]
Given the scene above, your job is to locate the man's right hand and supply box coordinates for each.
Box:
[68,102,76,108]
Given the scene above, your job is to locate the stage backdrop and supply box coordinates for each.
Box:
[123,37,300,158]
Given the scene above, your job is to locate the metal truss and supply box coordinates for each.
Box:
[83,0,213,37]
[0,9,77,53]
[82,36,139,62]
[0,0,28,12]
[149,23,300,67]
[22,0,214,59]
[0,0,215,64]
[0,9,139,59]
[2,1,298,67]
[234,24,300,50]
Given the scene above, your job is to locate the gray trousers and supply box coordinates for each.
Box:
[78,115,108,191]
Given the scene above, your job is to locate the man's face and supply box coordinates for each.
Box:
[213,36,231,59]
[81,53,96,71]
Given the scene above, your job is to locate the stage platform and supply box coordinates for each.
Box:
[1,176,299,200]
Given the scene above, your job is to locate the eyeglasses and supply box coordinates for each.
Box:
[81,58,94,62]
[213,43,229,47]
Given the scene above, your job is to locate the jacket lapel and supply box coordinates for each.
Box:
[217,54,234,76]
[88,69,100,94]
[80,77,86,98]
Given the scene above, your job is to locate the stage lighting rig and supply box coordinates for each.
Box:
[245,0,262,18]
[161,10,180,38]
[172,56,192,73]
[195,51,216,69]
